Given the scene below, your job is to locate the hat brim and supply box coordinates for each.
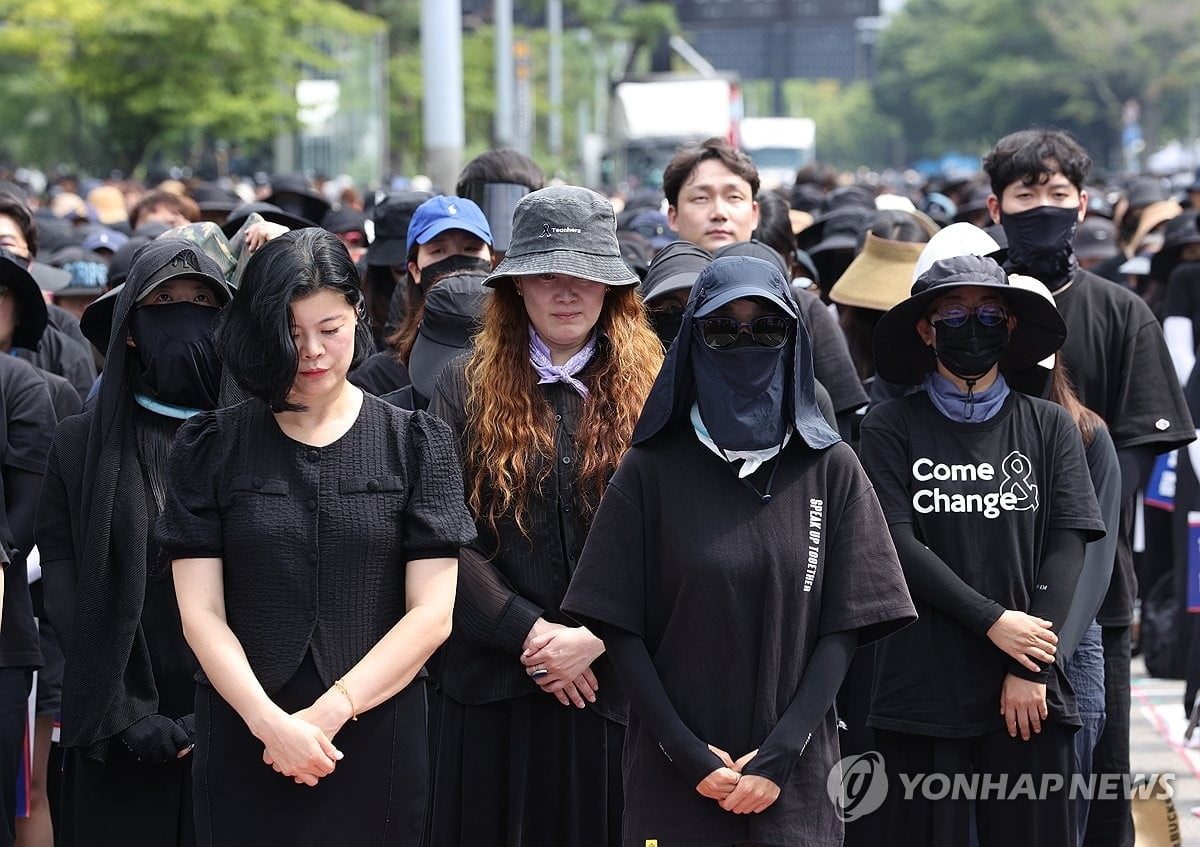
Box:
[807,233,859,256]
[0,260,50,349]
[694,284,795,317]
[484,249,639,288]
[366,237,408,268]
[829,236,926,312]
[873,281,1066,385]
[644,271,701,304]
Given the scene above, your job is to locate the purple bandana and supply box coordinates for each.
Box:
[529,326,596,397]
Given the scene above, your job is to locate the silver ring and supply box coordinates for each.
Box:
[530,667,549,679]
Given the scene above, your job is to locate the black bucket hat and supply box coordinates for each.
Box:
[266,174,331,224]
[632,255,840,450]
[872,253,1067,385]
[483,186,639,288]
[1150,210,1200,282]
[0,248,49,349]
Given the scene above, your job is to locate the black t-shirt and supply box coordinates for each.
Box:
[1164,261,1200,334]
[860,391,1105,738]
[1057,269,1194,625]
[1056,269,1193,454]
[0,355,55,667]
[563,432,915,847]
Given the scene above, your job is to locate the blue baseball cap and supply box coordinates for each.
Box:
[406,195,493,254]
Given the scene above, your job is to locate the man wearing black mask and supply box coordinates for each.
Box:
[984,128,1194,847]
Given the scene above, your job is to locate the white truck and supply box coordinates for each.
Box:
[737,117,817,189]
[604,74,742,192]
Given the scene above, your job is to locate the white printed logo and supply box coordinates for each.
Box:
[910,450,1038,519]
[804,498,823,592]
[829,753,888,822]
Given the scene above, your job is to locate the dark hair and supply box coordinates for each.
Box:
[456,149,545,194]
[662,137,759,208]
[869,209,932,243]
[982,129,1092,197]
[0,190,38,257]
[753,190,797,268]
[216,228,373,412]
[129,190,200,229]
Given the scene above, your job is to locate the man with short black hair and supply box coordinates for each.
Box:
[663,137,760,254]
[984,127,1194,847]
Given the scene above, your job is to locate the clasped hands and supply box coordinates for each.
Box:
[697,746,781,815]
[258,696,350,787]
[986,610,1053,742]
[520,622,605,709]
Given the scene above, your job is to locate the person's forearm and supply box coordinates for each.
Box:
[173,558,288,740]
[742,630,857,786]
[1010,529,1086,682]
[1117,446,1156,499]
[890,524,1004,634]
[327,557,457,717]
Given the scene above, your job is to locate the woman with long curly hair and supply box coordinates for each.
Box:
[426,186,663,847]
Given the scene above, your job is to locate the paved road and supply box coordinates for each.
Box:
[1130,656,1200,843]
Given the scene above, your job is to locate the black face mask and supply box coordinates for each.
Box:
[649,308,684,350]
[129,302,222,410]
[933,315,1010,380]
[691,331,792,451]
[416,253,492,286]
[1000,205,1079,286]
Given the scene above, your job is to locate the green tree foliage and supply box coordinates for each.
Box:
[0,0,380,175]
[874,0,1200,170]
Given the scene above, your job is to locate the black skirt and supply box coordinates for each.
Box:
[194,654,428,847]
[427,692,623,847]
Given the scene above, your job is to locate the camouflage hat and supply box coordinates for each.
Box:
[160,221,237,280]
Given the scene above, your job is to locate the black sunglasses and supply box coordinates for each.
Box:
[695,315,791,349]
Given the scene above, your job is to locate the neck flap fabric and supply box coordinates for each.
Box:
[62,239,229,760]
[690,402,792,477]
[528,325,596,397]
[923,371,1010,423]
[632,255,839,451]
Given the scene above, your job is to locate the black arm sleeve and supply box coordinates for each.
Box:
[1117,445,1156,499]
[1009,528,1087,683]
[741,629,858,787]
[4,468,41,560]
[604,627,724,787]
[889,521,1005,636]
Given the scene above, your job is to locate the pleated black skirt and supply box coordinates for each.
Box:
[194,655,428,847]
[427,692,623,847]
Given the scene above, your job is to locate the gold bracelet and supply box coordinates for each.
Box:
[333,678,358,721]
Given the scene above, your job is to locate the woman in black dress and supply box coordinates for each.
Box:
[37,238,232,846]
[157,228,475,846]
[426,186,663,846]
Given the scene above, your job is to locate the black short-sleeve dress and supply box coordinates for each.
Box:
[157,394,476,847]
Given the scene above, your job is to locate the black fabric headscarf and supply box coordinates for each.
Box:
[632,255,839,450]
[61,239,229,758]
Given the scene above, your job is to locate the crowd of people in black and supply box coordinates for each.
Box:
[0,125,1196,846]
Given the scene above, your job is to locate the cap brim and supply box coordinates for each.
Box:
[408,218,493,256]
[484,249,639,288]
[694,285,794,317]
[643,271,701,304]
[873,282,1066,384]
[136,268,233,304]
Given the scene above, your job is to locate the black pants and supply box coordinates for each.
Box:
[0,669,30,847]
[875,725,1075,847]
[1082,625,1133,847]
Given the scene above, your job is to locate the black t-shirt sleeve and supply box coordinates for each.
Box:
[400,411,477,559]
[1,359,55,476]
[1108,309,1195,453]
[155,412,224,559]
[562,474,647,638]
[802,294,869,414]
[816,468,917,645]
[859,401,916,525]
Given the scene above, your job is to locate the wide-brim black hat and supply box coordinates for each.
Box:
[873,253,1066,385]
[1150,210,1200,282]
[0,249,49,349]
